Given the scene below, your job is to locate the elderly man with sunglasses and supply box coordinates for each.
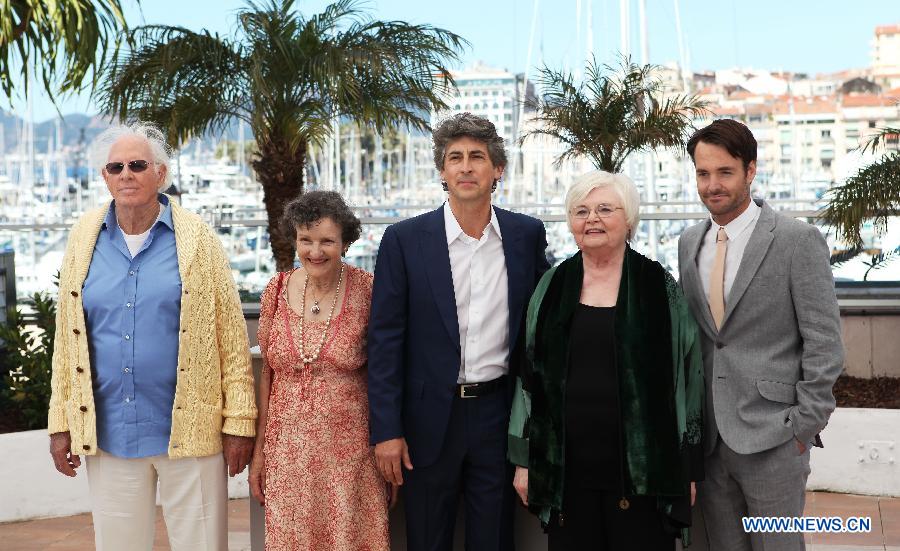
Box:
[47,122,256,551]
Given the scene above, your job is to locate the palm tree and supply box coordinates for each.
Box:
[99,0,466,270]
[821,125,900,247]
[522,56,708,173]
[0,0,128,103]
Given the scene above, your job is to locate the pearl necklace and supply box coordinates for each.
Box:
[295,263,345,366]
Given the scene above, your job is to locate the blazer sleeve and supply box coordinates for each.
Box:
[367,225,409,445]
[786,225,844,444]
[209,227,257,437]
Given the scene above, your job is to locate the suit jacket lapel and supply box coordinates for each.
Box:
[683,220,718,337]
[723,200,776,325]
[421,207,461,352]
[496,208,526,348]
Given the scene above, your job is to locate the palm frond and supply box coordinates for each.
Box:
[820,152,900,246]
[860,126,900,155]
[0,0,129,104]
[522,55,708,173]
[99,24,247,145]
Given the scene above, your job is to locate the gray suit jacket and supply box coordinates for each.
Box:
[678,199,844,456]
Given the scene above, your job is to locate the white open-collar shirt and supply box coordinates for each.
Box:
[444,202,510,384]
[698,199,761,308]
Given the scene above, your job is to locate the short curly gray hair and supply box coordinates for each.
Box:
[89,121,174,191]
[281,191,362,247]
[432,112,507,171]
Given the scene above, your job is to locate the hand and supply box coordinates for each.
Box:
[374,437,413,485]
[50,431,81,477]
[387,482,400,511]
[249,452,265,506]
[513,466,528,506]
[795,438,807,455]
[690,481,696,506]
[222,434,254,477]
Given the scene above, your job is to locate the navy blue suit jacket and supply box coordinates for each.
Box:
[367,205,550,468]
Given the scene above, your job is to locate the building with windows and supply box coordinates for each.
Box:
[431,62,535,144]
[872,24,900,89]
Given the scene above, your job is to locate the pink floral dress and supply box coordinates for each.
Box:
[257,265,389,550]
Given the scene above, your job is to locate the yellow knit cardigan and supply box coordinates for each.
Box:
[47,198,257,457]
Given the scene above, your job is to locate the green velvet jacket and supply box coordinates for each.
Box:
[508,248,704,541]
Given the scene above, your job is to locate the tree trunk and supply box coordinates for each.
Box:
[252,138,307,272]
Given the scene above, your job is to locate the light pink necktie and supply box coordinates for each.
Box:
[709,227,728,330]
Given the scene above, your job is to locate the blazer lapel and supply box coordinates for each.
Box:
[495,208,526,348]
[683,220,718,337]
[722,200,776,325]
[421,207,461,352]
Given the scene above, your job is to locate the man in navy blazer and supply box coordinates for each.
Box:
[368,112,550,550]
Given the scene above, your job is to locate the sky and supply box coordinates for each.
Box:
[6,0,898,122]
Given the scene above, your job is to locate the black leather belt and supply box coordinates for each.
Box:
[457,376,507,399]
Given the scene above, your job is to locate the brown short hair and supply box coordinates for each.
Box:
[687,119,757,171]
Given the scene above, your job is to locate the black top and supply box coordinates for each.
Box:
[565,303,620,489]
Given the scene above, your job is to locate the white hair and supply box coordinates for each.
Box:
[565,170,641,241]
[89,121,174,190]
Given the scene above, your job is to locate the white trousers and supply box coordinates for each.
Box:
[85,449,228,551]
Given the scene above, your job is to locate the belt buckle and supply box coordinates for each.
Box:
[459,383,477,399]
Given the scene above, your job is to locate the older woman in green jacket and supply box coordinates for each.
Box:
[508,170,704,550]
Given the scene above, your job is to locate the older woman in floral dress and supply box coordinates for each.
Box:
[249,191,389,550]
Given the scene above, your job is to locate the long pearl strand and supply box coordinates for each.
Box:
[295,263,344,366]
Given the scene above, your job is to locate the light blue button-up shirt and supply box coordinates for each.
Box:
[82,194,181,458]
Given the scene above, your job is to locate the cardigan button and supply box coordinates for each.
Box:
[79,406,87,412]
[82,445,91,451]
[715,341,724,349]
[76,367,84,373]
[73,328,80,335]
[70,290,78,297]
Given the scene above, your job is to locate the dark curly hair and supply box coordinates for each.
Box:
[432,112,507,171]
[280,191,362,249]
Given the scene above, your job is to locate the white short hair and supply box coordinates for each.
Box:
[565,170,641,241]
[89,122,174,191]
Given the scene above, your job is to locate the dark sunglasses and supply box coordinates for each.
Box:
[105,160,152,174]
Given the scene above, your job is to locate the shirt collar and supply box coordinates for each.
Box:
[712,198,760,240]
[103,194,173,232]
[443,202,503,245]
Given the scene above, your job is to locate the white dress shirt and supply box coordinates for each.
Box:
[698,199,761,308]
[444,202,510,383]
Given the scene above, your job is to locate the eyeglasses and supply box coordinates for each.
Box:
[105,160,152,175]
[571,205,624,219]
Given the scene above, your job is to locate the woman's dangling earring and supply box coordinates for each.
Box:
[491,179,498,192]
[441,180,448,192]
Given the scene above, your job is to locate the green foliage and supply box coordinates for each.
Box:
[830,245,900,281]
[99,0,466,270]
[522,56,709,173]
[822,147,900,247]
[0,0,130,104]
[100,0,466,152]
[0,291,56,430]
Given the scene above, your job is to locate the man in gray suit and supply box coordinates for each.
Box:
[678,119,844,551]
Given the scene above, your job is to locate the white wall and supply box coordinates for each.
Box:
[0,429,249,523]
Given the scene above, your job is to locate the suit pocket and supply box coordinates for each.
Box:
[756,379,797,404]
